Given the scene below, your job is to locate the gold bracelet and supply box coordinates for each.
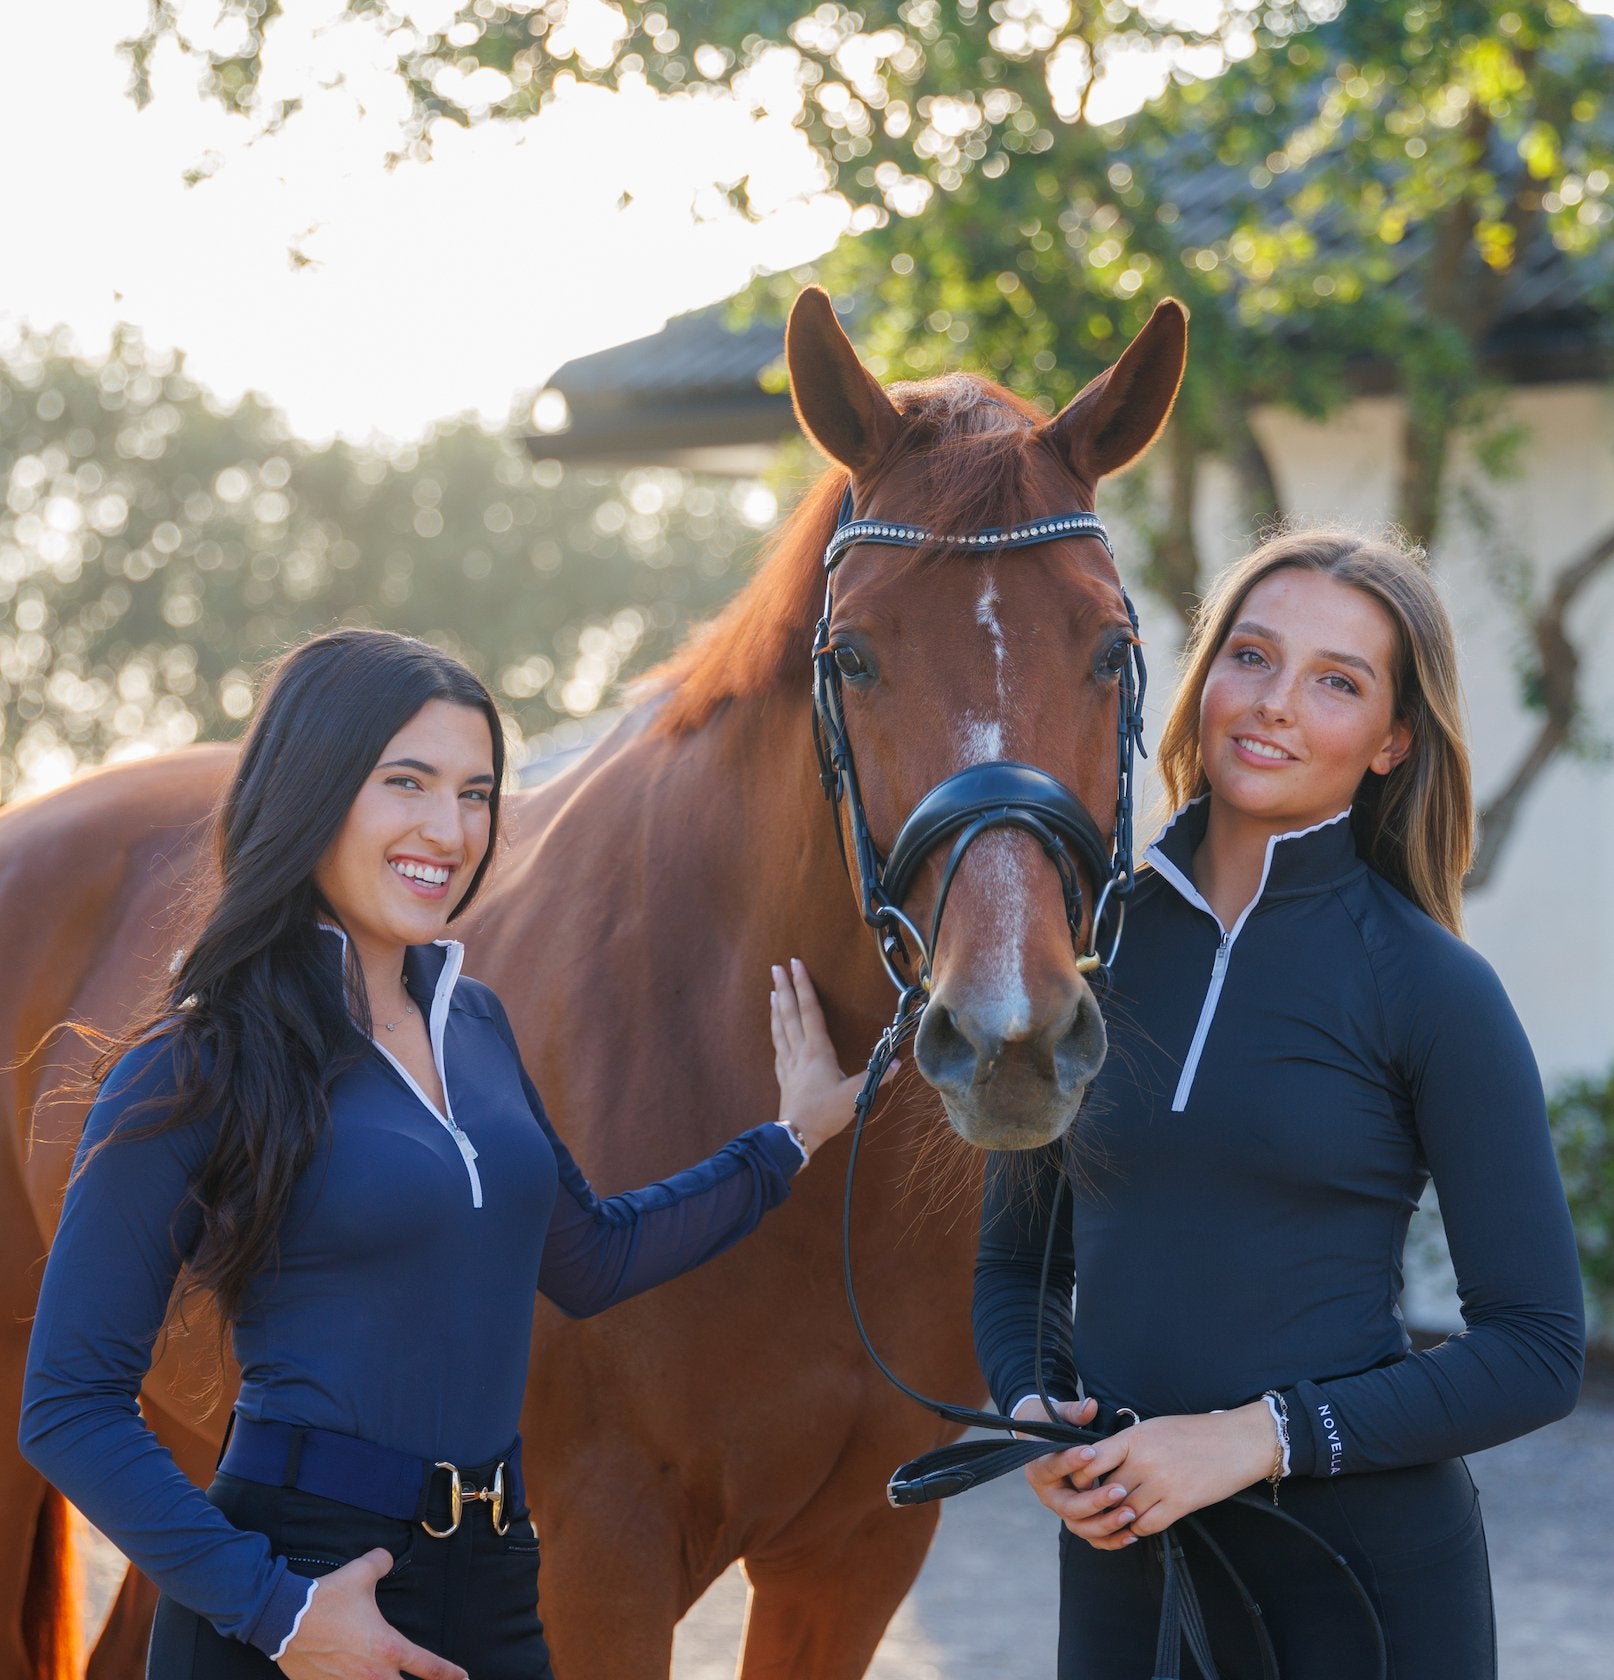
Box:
[1262,1389,1290,1504]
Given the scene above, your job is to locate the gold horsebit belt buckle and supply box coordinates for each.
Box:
[422,1460,510,1538]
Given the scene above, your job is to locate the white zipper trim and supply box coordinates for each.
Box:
[1147,803,1352,1113]
[320,927,482,1208]
[1171,933,1232,1112]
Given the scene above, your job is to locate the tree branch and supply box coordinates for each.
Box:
[1470,523,1614,890]
[1220,400,1284,538]
[1148,421,1204,627]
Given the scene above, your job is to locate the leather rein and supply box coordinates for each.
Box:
[813,485,1386,1680]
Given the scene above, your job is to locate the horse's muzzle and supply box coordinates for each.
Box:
[914,978,1105,1148]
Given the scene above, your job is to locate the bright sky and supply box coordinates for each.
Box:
[0,0,853,442]
[3,2,1610,444]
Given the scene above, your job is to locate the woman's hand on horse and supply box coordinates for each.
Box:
[770,958,895,1156]
[1044,1403,1279,1550]
[277,1549,467,1680]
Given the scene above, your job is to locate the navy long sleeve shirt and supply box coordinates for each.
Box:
[974,800,1584,1480]
[21,935,801,1657]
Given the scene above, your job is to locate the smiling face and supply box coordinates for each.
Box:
[311,698,496,976]
[1198,567,1412,839]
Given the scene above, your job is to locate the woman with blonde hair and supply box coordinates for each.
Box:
[974,528,1583,1676]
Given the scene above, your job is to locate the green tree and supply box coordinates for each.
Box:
[0,327,774,802]
[128,2,1614,882]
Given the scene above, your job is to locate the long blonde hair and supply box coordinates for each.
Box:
[1155,527,1473,936]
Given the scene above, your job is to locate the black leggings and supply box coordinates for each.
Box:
[1057,1457,1495,1680]
[145,1473,555,1679]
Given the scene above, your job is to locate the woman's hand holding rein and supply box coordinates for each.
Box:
[1017,1398,1280,1551]
[769,959,895,1158]
[278,1550,466,1680]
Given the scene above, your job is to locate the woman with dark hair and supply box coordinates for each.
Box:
[21,628,865,1680]
[973,530,1584,1676]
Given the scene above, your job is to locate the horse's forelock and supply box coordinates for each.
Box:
[646,374,1062,736]
[883,375,1056,573]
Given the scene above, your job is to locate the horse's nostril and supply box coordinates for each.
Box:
[1052,986,1106,1091]
[914,984,1106,1100]
[913,1001,980,1093]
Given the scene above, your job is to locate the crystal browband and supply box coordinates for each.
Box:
[823,511,1114,573]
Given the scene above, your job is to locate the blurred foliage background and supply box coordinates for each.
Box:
[1550,1069,1614,1335]
[0,327,778,802]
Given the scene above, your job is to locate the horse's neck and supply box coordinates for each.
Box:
[650,689,895,1033]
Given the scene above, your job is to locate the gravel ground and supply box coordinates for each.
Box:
[80,1389,1611,1677]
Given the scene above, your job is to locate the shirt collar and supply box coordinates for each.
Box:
[317,923,466,1019]
[1146,797,1362,924]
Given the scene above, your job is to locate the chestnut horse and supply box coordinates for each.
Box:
[0,288,1186,1680]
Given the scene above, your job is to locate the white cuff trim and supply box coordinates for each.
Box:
[1262,1393,1292,1478]
[772,1120,810,1164]
[269,1578,319,1663]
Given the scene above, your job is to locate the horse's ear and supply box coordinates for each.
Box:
[1040,299,1189,482]
[786,287,903,475]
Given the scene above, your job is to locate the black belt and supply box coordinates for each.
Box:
[218,1414,525,1537]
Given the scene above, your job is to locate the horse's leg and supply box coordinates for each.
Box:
[737,1504,942,1680]
[85,1567,158,1680]
[0,1261,83,1680]
[0,1460,83,1680]
[534,1454,709,1680]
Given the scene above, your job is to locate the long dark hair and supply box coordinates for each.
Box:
[87,628,506,1329]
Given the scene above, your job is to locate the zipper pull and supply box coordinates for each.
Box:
[450,1125,479,1162]
[1211,935,1231,978]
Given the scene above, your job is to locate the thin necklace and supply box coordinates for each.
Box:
[380,972,414,1034]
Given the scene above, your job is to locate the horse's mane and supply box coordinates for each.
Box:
[645,373,1053,736]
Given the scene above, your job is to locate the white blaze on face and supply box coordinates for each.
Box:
[976,572,1009,705]
[959,710,1031,1041]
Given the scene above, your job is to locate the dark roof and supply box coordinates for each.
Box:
[529,248,1606,467]
[553,311,786,403]
[527,309,794,471]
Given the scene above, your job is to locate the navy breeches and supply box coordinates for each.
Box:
[1057,1457,1494,1679]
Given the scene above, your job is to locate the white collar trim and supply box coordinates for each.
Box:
[1144,800,1352,939]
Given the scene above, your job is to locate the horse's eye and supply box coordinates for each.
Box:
[1101,637,1131,676]
[834,645,870,680]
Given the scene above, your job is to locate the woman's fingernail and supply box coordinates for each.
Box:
[791,957,804,971]
[1117,1509,1134,1523]
[1108,1485,1127,1501]
[1122,1533,1138,1546]
[1078,1447,1096,1461]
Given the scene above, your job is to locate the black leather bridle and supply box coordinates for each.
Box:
[814,483,1386,1680]
[811,488,1146,1000]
